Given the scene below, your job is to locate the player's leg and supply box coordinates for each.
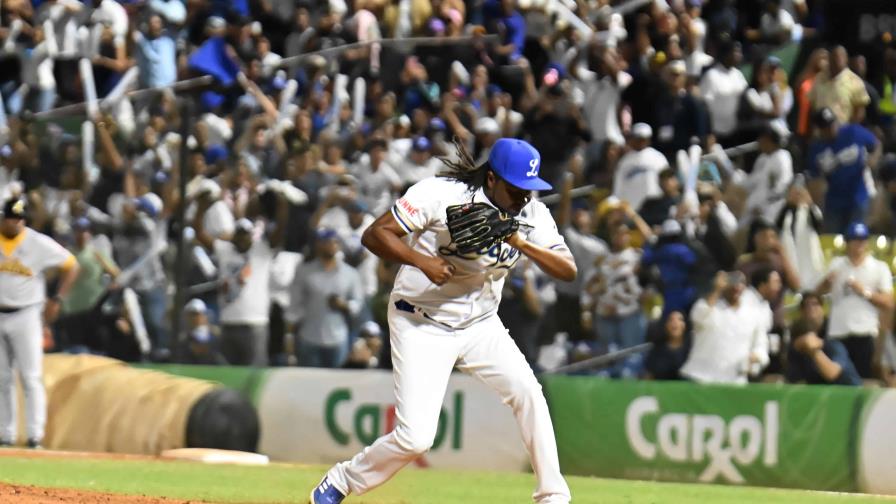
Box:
[0,313,15,444]
[456,315,571,504]
[9,306,46,445]
[322,306,459,497]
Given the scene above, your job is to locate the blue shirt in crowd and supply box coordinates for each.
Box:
[807,123,879,212]
[136,34,177,88]
[642,240,698,316]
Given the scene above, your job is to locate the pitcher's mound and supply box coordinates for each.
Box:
[160,448,269,465]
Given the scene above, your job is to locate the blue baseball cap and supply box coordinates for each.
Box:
[412,136,431,151]
[845,222,869,241]
[488,138,552,191]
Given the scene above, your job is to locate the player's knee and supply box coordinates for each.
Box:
[505,378,543,409]
[394,426,434,455]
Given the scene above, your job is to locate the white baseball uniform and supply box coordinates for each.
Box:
[0,227,76,443]
[325,177,572,504]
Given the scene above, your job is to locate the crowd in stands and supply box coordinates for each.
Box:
[2,0,896,386]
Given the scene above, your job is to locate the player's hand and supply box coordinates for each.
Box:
[417,255,455,286]
[44,298,61,324]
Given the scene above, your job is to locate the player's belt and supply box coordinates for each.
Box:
[0,306,22,314]
[394,299,455,329]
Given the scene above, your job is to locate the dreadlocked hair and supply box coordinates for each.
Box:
[438,136,489,191]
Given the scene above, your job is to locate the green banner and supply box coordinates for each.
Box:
[135,364,269,403]
[543,377,871,492]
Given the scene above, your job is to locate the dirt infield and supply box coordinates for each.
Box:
[0,447,158,461]
[0,483,200,503]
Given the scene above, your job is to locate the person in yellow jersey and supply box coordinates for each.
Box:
[0,197,80,448]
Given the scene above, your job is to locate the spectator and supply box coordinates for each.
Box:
[644,311,690,380]
[344,321,384,369]
[786,292,862,385]
[572,41,632,155]
[777,182,826,290]
[288,229,364,368]
[809,45,870,125]
[134,14,177,89]
[353,138,402,217]
[680,271,770,384]
[499,258,555,368]
[807,107,881,233]
[699,40,747,144]
[613,123,669,212]
[795,48,829,138]
[738,124,793,225]
[652,59,709,157]
[178,299,227,365]
[639,168,683,229]
[583,223,646,364]
[737,58,784,142]
[109,194,169,357]
[745,0,796,46]
[395,136,440,186]
[742,266,782,375]
[209,218,280,367]
[642,219,698,317]
[814,222,893,379]
[57,217,120,351]
[547,174,607,344]
[737,219,800,328]
[849,54,881,131]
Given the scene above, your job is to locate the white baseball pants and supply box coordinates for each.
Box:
[327,303,571,503]
[0,305,46,443]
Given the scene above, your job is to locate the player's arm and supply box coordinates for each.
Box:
[505,233,576,282]
[361,211,455,286]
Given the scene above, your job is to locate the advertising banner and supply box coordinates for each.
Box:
[256,369,530,471]
[543,377,871,492]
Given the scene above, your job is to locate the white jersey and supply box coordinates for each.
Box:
[0,228,75,308]
[390,177,567,328]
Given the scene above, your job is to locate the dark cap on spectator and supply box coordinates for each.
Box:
[2,197,26,219]
[845,222,869,241]
[813,107,837,128]
[366,138,388,152]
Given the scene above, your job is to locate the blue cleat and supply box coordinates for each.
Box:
[309,476,346,504]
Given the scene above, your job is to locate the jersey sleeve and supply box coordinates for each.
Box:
[526,203,568,251]
[391,178,443,233]
[35,233,76,272]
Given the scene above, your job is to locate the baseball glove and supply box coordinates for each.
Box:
[446,202,521,255]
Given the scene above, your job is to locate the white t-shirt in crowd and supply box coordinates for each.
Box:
[742,148,793,223]
[186,200,235,240]
[613,146,669,211]
[395,157,442,186]
[588,247,642,318]
[353,155,402,216]
[577,68,632,146]
[827,255,893,338]
[214,238,274,326]
[556,226,607,297]
[680,298,769,384]
[699,65,748,136]
[390,177,567,328]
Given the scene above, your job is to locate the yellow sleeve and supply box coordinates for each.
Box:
[59,254,77,271]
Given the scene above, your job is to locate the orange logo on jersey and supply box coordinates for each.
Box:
[0,258,33,276]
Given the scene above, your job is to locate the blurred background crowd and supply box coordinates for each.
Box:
[2,0,896,386]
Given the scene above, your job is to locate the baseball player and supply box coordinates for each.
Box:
[310,138,576,504]
[0,197,80,448]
